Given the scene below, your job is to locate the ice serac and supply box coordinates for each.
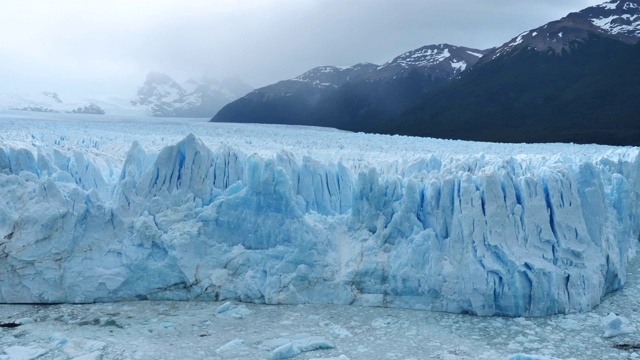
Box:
[0,135,639,316]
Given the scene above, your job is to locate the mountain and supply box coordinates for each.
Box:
[480,0,640,63]
[387,0,640,145]
[132,72,253,117]
[210,63,377,126]
[211,44,489,129]
[0,73,253,118]
[0,92,106,115]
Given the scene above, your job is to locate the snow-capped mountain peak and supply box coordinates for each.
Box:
[587,0,640,37]
[377,44,489,78]
[42,91,63,104]
[293,63,378,88]
[132,72,186,107]
[384,44,456,68]
[289,44,488,90]
[131,72,253,117]
[483,0,640,61]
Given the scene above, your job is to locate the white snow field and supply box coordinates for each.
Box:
[0,111,639,319]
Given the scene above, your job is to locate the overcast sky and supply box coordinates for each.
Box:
[0,0,603,97]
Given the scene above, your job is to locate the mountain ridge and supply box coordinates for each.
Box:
[214,0,640,146]
[132,72,253,118]
[211,44,489,128]
[388,0,640,146]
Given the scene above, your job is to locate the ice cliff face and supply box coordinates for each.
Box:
[0,119,639,316]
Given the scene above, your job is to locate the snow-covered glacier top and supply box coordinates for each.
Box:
[1,111,634,175]
[0,111,639,317]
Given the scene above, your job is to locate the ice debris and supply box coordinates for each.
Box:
[215,302,253,319]
[508,355,560,360]
[216,339,246,356]
[603,312,635,338]
[2,346,47,360]
[267,335,335,359]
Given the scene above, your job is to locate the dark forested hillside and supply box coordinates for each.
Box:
[387,36,640,146]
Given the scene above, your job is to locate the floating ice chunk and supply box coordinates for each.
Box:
[319,321,353,339]
[508,355,562,360]
[556,317,583,331]
[330,325,352,339]
[215,303,253,319]
[215,301,233,314]
[2,346,47,360]
[72,352,103,360]
[270,335,335,359]
[63,339,106,358]
[603,313,634,338]
[508,355,560,360]
[14,318,32,325]
[50,332,69,347]
[216,339,246,355]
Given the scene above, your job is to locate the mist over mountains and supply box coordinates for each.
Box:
[0,73,253,118]
[131,72,253,117]
[1,1,637,145]
[212,0,640,146]
[211,44,489,131]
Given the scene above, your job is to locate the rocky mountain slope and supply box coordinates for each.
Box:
[211,44,488,129]
[132,72,252,117]
[388,0,640,146]
[213,0,640,146]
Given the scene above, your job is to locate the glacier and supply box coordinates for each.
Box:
[0,112,639,317]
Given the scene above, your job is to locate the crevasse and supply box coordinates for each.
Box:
[0,133,638,316]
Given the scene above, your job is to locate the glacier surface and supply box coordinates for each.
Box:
[0,111,639,316]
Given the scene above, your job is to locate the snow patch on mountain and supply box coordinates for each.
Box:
[492,31,530,58]
[288,44,488,91]
[450,60,467,72]
[599,1,621,10]
[591,13,640,36]
[566,0,640,39]
[379,44,487,76]
[293,64,379,89]
[388,47,452,68]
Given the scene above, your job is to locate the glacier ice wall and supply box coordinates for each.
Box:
[0,133,639,316]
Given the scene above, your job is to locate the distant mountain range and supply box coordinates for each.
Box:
[387,0,640,145]
[0,73,253,118]
[0,92,107,115]
[131,72,253,117]
[212,0,640,146]
[212,44,489,131]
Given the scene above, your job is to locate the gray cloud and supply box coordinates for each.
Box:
[0,0,603,97]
